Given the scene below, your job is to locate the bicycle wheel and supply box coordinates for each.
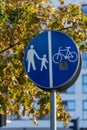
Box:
[68,52,78,62]
[53,53,62,63]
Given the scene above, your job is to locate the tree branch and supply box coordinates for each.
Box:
[0,37,27,54]
[0,42,20,54]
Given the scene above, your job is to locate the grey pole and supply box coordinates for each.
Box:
[50,90,57,130]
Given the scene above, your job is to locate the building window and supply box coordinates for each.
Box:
[66,101,75,111]
[83,100,87,119]
[82,75,87,93]
[67,101,75,111]
[81,4,87,16]
[83,100,87,111]
[66,84,75,93]
[82,52,87,68]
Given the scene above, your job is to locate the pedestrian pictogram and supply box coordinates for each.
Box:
[26,44,48,72]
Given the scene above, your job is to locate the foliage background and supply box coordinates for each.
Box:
[0,0,87,126]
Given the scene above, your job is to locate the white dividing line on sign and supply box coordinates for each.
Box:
[48,31,53,88]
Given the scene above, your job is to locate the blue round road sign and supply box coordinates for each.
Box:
[24,30,81,92]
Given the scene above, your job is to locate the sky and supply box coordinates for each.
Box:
[52,0,87,6]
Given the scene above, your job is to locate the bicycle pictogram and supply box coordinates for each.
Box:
[53,46,78,64]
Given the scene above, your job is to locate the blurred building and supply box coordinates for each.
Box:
[61,52,87,130]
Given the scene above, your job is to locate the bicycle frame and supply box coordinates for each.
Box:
[57,47,72,59]
[53,46,77,64]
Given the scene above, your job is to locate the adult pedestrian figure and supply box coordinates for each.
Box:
[26,45,41,72]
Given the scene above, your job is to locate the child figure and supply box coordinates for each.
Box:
[40,54,48,71]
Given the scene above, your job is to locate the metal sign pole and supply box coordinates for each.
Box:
[50,90,57,130]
